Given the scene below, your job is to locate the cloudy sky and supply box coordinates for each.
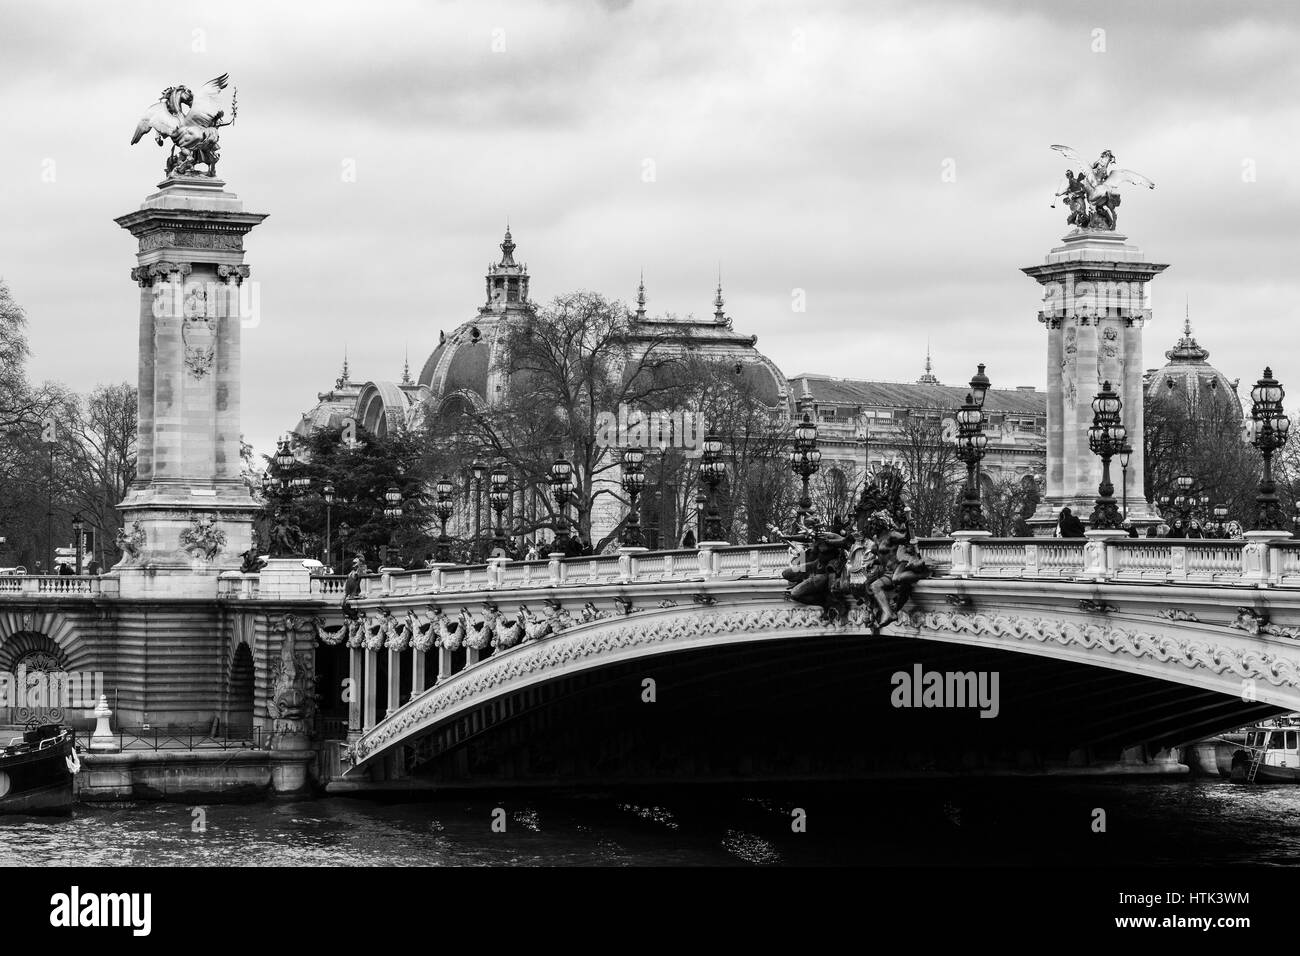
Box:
[1,0,1297,457]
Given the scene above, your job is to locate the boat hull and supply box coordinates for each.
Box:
[0,736,75,815]
[1229,749,1300,785]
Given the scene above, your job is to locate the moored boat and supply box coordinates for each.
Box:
[1229,717,1300,784]
[0,723,77,814]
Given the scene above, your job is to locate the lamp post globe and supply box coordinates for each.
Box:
[1085,381,1125,530]
[1247,367,1290,531]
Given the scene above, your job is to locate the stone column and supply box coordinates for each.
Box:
[437,645,452,683]
[411,649,426,698]
[347,646,363,739]
[1022,231,1168,533]
[114,177,267,597]
[386,647,401,717]
[363,648,378,730]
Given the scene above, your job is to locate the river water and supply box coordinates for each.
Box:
[3,778,1299,866]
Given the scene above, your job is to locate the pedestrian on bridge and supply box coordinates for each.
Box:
[1056,507,1085,538]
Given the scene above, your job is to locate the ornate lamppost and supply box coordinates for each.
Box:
[1118,444,1133,523]
[382,486,403,567]
[264,436,307,558]
[1247,368,1292,532]
[854,417,870,491]
[548,458,575,555]
[1209,504,1230,539]
[699,434,727,544]
[789,413,820,528]
[432,476,454,564]
[1086,381,1126,530]
[488,463,511,555]
[71,513,84,575]
[337,521,352,567]
[620,446,646,549]
[955,394,988,531]
[470,460,486,562]
[1172,473,1195,531]
[322,482,335,570]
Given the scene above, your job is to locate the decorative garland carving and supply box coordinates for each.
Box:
[1231,607,1300,640]
[901,609,1300,690]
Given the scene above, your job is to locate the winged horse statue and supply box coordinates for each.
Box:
[1049,146,1154,231]
[130,74,238,178]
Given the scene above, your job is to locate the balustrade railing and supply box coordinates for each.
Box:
[0,575,114,597]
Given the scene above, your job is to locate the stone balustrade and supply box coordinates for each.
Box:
[0,574,117,597]
[5,537,1299,606]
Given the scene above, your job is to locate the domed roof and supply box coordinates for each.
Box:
[293,358,363,439]
[418,228,533,412]
[1144,317,1242,420]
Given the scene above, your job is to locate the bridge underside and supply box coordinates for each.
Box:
[393,635,1280,788]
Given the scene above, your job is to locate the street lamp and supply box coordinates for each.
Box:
[790,413,820,528]
[488,464,511,554]
[1247,368,1292,532]
[854,416,870,490]
[620,446,646,549]
[548,458,575,554]
[71,513,84,575]
[969,363,991,410]
[1086,381,1126,530]
[322,482,335,570]
[41,425,56,575]
[381,486,403,566]
[337,521,352,568]
[955,394,989,531]
[1118,444,1133,523]
[471,459,487,561]
[1210,504,1230,539]
[433,476,454,563]
[699,434,727,544]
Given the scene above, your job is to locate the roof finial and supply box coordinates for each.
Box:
[917,340,940,385]
[402,345,411,384]
[337,345,350,388]
[1184,295,1191,337]
[713,265,725,322]
[635,269,646,319]
[499,221,516,266]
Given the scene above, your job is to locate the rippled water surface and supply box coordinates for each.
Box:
[2,779,1300,866]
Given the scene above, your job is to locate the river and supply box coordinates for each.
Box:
[3,778,1300,866]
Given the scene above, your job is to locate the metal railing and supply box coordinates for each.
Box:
[73,725,276,752]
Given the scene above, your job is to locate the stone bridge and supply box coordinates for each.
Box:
[298,535,1300,786]
[3,536,1298,785]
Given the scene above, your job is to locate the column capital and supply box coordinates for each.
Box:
[217,263,252,284]
[130,260,193,287]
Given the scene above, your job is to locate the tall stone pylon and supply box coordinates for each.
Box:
[1022,231,1168,533]
[114,176,267,594]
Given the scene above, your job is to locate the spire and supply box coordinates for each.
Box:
[401,346,411,384]
[635,270,647,320]
[336,346,350,389]
[713,267,726,323]
[1165,300,1209,364]
[499,222,516,267]
[917,341,940,385]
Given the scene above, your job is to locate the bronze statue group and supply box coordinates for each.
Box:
[778,468,929,627]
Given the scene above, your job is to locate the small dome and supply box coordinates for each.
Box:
[1144,318,1242,420]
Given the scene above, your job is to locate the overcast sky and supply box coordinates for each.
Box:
[1,0,1297,458]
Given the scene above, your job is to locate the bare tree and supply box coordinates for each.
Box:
[891,414,964,536]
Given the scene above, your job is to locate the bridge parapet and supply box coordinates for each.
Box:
[0,574,117,598]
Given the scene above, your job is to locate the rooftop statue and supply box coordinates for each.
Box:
[130,73,238,178]
[1049,146,1154,231]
